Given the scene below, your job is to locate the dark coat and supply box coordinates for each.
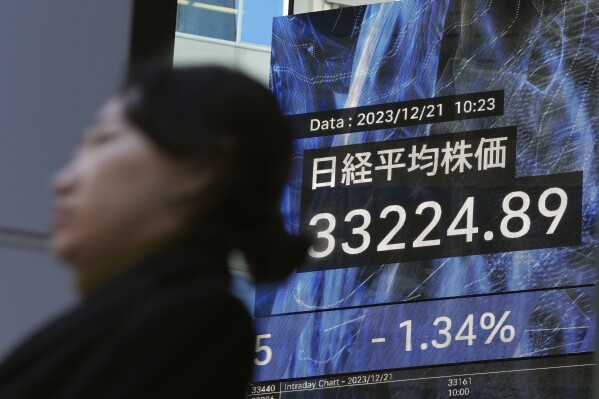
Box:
[0,245,254,398]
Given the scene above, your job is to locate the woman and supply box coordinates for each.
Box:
[0,66,308,398]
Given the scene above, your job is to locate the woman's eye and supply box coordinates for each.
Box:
[88,132,116,146]
[93,136,110,145]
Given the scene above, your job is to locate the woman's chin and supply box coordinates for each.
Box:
[49,232,78,265]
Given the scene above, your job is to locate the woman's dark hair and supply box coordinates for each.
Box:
[122,65,309,282]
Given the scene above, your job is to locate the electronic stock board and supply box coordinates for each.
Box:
[249,1,598,397]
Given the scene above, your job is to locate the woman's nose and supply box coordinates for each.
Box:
[51,161,78,196]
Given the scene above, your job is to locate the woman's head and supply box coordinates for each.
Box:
[51,66,308,292]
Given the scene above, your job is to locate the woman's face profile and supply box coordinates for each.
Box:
[50,94,204,290]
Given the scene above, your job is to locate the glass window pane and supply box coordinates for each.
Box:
[176,0,237,41]
[239,0,285,46]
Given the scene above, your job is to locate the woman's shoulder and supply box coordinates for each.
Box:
[0,248,254,398]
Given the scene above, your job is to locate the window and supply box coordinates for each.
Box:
[176,0,287,46]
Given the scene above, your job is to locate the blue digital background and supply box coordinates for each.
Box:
[254,288,593,380]
[252,0,598,384]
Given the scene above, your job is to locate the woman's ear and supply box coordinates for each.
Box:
[166,160,219,207]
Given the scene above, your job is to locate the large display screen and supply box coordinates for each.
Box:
[249,1,598,397]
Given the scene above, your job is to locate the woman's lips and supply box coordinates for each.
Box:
[50,205,72,230]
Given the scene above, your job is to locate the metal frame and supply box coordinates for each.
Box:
[129,0,177,66]
[326,0,395,5]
